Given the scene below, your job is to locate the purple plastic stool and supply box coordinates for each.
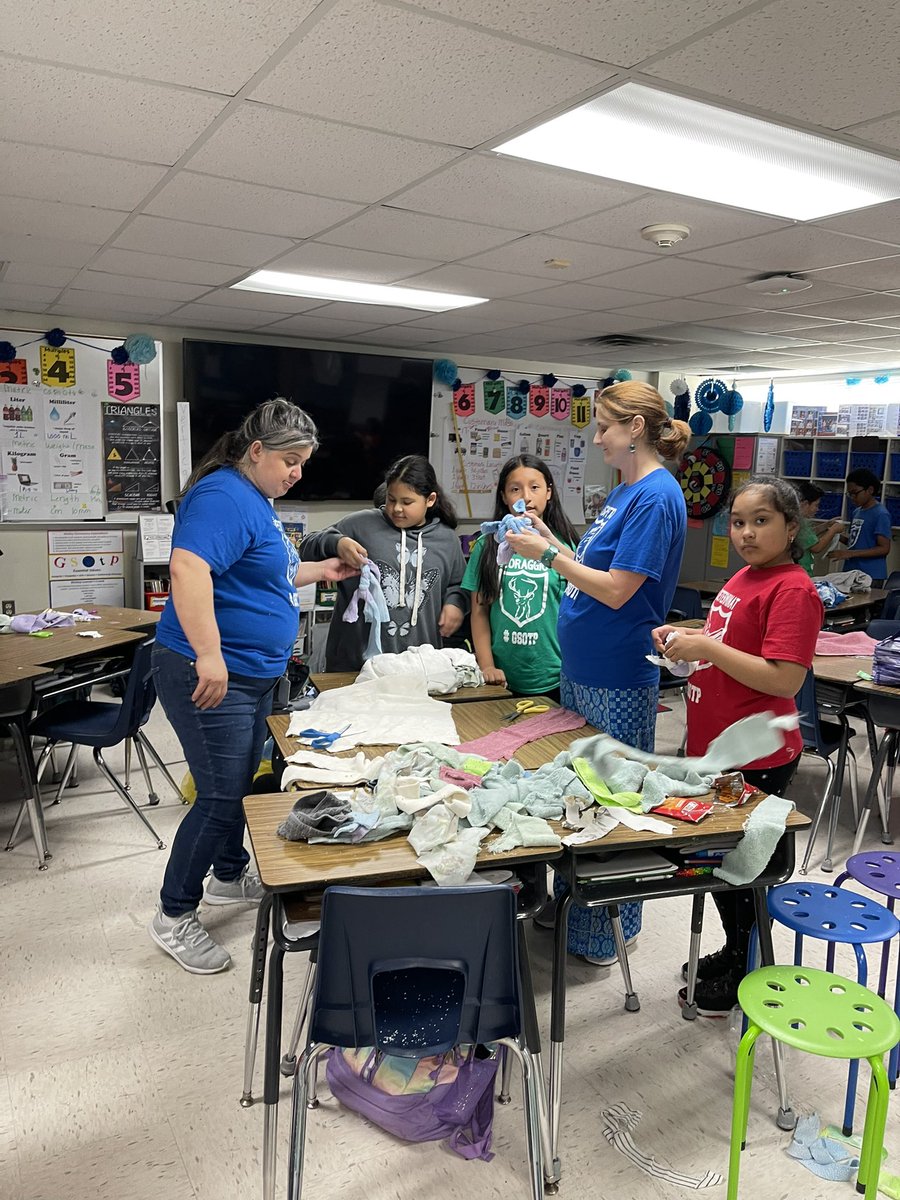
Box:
[836,851,900,1087]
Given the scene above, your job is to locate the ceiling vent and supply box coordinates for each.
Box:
[581,333,678,347]
[745,273,813,294]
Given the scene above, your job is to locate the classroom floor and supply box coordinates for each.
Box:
[1,698,899,1200]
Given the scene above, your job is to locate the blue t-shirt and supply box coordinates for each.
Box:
[558,467,686,689]
[157,467,300,677]
[845,501,891,580]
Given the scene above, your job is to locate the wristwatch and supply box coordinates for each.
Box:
[540,543,560,569]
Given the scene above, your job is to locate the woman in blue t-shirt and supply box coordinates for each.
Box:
[507,382,689,964]
[149,399,359,975]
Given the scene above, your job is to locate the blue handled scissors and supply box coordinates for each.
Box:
[501,699,550,721]
[295,724,351,749]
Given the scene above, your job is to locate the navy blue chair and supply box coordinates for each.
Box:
[20,639,170,849]
[796,668,859,874]
[868,618,900,640]
[286,885,544,1200]
[883,571,900,592]
[667,585,703,621]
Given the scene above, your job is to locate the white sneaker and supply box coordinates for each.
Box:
[204,867,265,906]
[583,935,638,967]
[149,906,231,974]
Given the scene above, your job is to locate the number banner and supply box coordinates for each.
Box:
[528,386,550,418]
[571,394,591,428]
[550,387,571,421]
[40,345,75,388]
[482,378,506,415]
[506,385,528,421]
[107,361,140,400]
[0,358,27,386]
[453,383,475,418]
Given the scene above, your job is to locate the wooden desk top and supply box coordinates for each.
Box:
[0,605,158,687]
[812,654,873,686]
[268,697,588,773]
[310,672,511,702]
[826,588,886,615]
[679,579,725,597]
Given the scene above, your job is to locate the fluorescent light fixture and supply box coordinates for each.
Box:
[232,270,487,311]
[493,83,900,221]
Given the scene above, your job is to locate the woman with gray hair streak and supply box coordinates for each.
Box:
[149,399,359,975]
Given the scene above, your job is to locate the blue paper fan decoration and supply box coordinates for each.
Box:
[694,377,727,413]
[720,386,744,431]
[763,380,775,432]
[689,410,713,436]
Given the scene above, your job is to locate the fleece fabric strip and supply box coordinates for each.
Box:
[456,707,585,760]
[601,1104,723,1189]
[713,793,794,886]
[341,559,390,661]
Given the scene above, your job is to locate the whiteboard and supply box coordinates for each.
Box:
[0,329,162,521]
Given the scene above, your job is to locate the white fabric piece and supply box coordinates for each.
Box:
[281,749,384,788]
[602,1104,724,1189]
[355,644,484,694]
[562,811,620,846]
[813,568,873,593]
[613,809,675,835]
[286,677,458,751]
[415,826,491,886]
[395,783,471,818]
[645,629,696,677]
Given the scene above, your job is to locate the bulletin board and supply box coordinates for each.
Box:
[435,374,596,523]
[0,329,162,521]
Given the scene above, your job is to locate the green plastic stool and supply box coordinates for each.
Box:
[728,965,900,1200]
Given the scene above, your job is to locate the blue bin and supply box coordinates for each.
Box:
[816,451,848,479]
[849,451,886,476]
[890,453,900,481]
[783,451,813,476]
[817,493,844,520]
[886,497,900,527]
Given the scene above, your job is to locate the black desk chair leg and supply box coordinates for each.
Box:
[681,892,706,1021]
[609,905,640,1012]
[241,895,273,1107]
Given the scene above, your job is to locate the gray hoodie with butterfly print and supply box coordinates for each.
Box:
[300,507,468,672]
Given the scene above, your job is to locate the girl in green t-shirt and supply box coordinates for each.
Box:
[462,455,578,699]
[796,481,844,576]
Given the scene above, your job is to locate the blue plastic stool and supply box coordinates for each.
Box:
[836,851,900,1086]
[748,881,900,1136]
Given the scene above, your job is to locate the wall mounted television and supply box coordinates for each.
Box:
[182,339,434,502]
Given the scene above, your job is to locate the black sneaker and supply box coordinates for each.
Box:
[677,967,742,1018]
[680,945,738,983]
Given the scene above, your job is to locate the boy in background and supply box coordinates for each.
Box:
[831,468,892,583]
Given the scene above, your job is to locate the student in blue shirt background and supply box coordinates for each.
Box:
[830,468,892,582]
[507,382,689,965]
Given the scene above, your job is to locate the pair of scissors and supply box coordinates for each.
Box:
[295,723,351,749]
[501,698,550,721]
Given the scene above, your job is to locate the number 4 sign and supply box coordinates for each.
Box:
[40,345,75,388]
[107,361,140,400]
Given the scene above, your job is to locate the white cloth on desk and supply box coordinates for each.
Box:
[281,749,385,789]
[355,644,483,694]
[813,569,873,593]
[286,677,458,751]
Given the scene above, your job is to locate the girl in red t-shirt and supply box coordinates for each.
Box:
[652,477,823,1016]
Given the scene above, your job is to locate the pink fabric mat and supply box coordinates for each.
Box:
[815,630,878,656]
[456,707,586,760]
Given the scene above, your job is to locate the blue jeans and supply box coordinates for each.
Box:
[153,645,279,916]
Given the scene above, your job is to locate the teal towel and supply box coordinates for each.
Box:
[713,794,794,886]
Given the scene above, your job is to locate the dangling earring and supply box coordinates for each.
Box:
[629,442,636,453]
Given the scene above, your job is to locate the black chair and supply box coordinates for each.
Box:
[883,570,900,592]
[667,585,703,622]
[0,681,50,869]
[876,592,900,622]
[286,886,544,1200]
[7,639,173,851]
[796,668,859,874]
[868,619,900,641]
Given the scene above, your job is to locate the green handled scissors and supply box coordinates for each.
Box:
[501,698,550,721]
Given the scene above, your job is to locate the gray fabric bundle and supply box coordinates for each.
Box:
[277,790,351,841]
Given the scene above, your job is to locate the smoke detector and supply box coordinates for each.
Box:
[745,273,813,295]
[640,223,691,248]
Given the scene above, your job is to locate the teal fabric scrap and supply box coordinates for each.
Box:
[713,794,794,886]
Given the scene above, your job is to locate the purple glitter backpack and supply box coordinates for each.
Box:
[324,1044,499,1160]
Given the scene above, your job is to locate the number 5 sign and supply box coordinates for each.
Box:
[107,362,140,400]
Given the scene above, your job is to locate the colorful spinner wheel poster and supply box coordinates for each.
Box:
[678,445,731,520]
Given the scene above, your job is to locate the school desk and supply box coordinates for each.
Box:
[310,670,511,701]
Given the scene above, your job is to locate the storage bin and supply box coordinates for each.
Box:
[890,453,900,481]
[849,451,886,475]
[816,451,848,479]
[144,592,169,611]
[782,450,813,476]
[816,493,844,520]
[886,496,900,527]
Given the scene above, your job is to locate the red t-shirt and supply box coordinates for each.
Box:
[685,564,823,770]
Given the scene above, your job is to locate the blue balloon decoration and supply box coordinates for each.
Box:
[763,380,775,432]
[110,345,130,365]
[123,334,156,365]
[433,358,458,386]
[875,375,891,385]
[689,411,713,436]
[0,340,16,362]
[614,368,632,381]
[45,327,66,348]
[694,377,727,412]
[542,373,558,387]
[845,377,862,386]
[721,387,744,431]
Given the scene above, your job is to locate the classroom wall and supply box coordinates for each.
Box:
[0,306,636,609]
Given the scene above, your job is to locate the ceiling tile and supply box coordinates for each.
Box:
[355,326,446,346]
[647,0,900,128]
[49,292,180,320]
[263,243,442,283]
[0,141,168,210]
[0,234,98,269]
[292,301,437,325]
[260,313,390,339]
[248,0,614,145]
[589,257,748,297]
[818,200,900,247]
[0,283,58,308]
[843,335,900,351]
[318,207,519,261]
[420,332,547,355]
[0,59,228,163]
[187,104,461,204]
[781,321,896,342]
[613,297,757,322]
[550,193,791,253]
[692,310,842,333]
[539,310,669,334]
[697,281,870,310]
[848,113,900,153]
[169,302,289,329]
[808,257,900,290]
[460,234,653,280]
[691,225,900,271]
[187,289,330,314]
[403,0,754,66]
[144,173,363,239]
[111,215,295,267]
[89,248,242,286]
[0,197,126,243]
[2,263,81,288]
[394,264,554,299]
[772,293,900,322]
[515,282,663,309]
[70,271,211,302]
[391,154,644,232]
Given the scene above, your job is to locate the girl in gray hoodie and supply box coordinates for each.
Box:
[300,455,469,671]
